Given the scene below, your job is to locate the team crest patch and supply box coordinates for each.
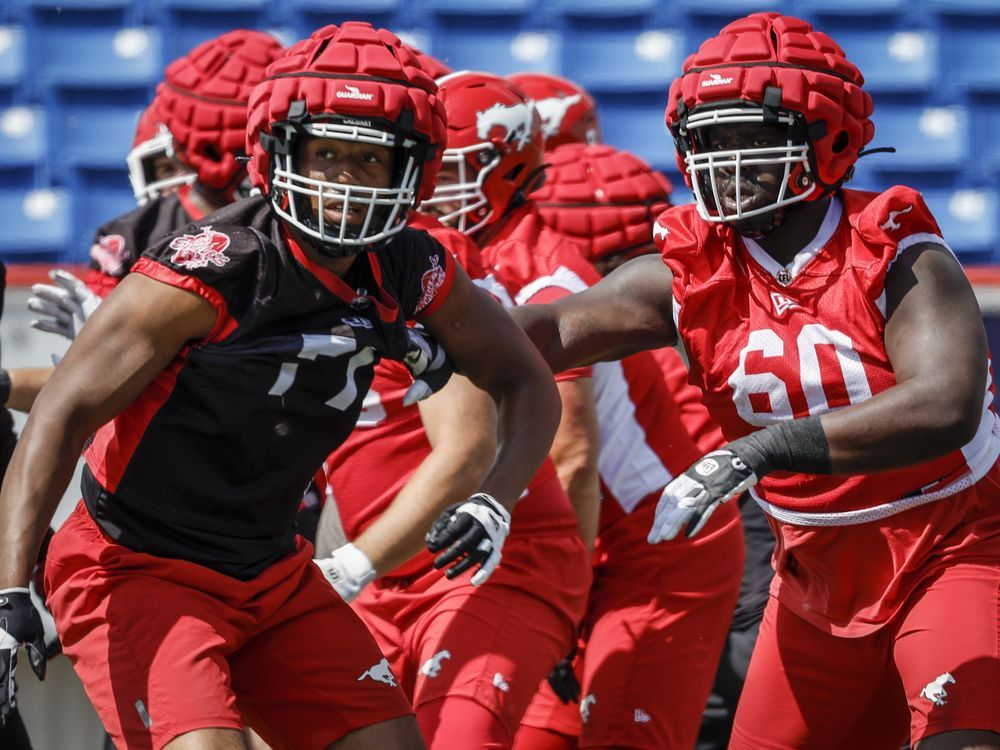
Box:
[90,234,127,275]
[169,226,231,270]
[415,254,446,313]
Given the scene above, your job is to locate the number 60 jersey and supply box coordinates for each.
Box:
[658,186,1000,523]
[82,196,456,580]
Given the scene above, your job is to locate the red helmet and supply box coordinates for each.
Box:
[665,13,874,227]
[400,40,452,81]
[508,72,601,150]
[534,143,671,262]
[422,71,545,237]
[153,29,285,200]
[246,23,447,256]
[126,102,196,205]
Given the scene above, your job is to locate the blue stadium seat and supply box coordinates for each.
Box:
[563,28,683,93]
[282,0,405,43]
[864,105,971,173]
[927,0,1000,14]
[53,101,141,173]
[146,3,268,61]
[795,0,905,14]
[434,26,559,77]
[597,96,676,175]
[427,0,531,12]
[0,106,46,183]
[969,98,1000,176]
[0,26,25,99]
[553,0,657,15]
[922,188,999,264]
[943,27,1000,92]
[70,176,138,262]
[0,188,71,263]
[836,30,938,93]
[33,25,160,89]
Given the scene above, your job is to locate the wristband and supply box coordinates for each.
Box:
[0,369,10,407]
[728,416,831,478]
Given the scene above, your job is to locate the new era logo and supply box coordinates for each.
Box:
[634,708,651,723]
[770,291,800,317]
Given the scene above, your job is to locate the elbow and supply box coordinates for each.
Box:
[927,395,983,453]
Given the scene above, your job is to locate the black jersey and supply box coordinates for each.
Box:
[82,197,457,579]
[86,191,197,296]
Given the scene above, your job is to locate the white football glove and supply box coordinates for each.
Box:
[312,543,376,603]
[426,493,511,586]
[27,270,101,341]
[648,449,759,543]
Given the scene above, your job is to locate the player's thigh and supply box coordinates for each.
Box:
[893,562,1000,745]
[162,728,249,750]
[230,562,413,750]
[577,509,743,749]
[45,507,247,750]
[730,597,909,750]
[329,715,425,750]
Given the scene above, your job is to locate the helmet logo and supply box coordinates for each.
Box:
[336,85,375,102]
[476,102,535,151]
[533,94,582,140]
[701,73,734,88]
[168,226,232,270]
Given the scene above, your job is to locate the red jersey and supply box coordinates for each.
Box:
[658,186,1000,633]
[649,346,724,455]
[486,205,714,522]
[326,210,577,578]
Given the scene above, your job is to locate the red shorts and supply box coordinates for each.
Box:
[518,497,744,749]
[731,558,1000,749]
[45,502,412,750]
[352,528,591,747]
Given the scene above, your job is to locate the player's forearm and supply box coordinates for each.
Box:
[0,403,90,586]
[4,368,54,413]
[478,375,562,512]
[550,380,601,550]
[354,444,494,576]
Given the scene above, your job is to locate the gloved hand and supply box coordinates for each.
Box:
[0,589,47,723]
[401,327,455,406]
[648,448,758,543]
[27,270,102,341]
[426,493,511,586]
[312,543,376,603]
[546,646,580,705]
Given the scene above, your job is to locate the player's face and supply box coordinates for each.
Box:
[297,136,394,226]
[423,163,465,224]
[150,155,193,194]
[701,121,788,216]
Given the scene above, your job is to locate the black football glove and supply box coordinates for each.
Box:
[402,327,455,406]
[648,448,759,542]
[426,493,511,586]
[0,589,47,723]
[546,646,581,705]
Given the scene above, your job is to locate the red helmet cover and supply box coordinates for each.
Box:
[535,143,672,261]
[246,23,447,202]
[665,13,874,192]
[155,29,284,192]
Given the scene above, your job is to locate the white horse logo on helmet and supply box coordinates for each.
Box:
[919,672,955,707]
[476,102,535,151]
[533,94,582,140]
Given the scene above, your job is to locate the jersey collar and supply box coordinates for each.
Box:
[739,196,843,286]
[177,184,206,221]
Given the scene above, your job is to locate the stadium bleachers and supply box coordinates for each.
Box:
[0,0,996,266]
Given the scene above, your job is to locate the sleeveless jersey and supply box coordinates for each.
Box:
[83,197,457,579]
[85,185,204,297]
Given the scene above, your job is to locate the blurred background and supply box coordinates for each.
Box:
[0,2,999,748]
[0,0,998,268]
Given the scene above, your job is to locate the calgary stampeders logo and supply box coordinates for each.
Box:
[90,234,127,276]
[476,101,535,151]
[168,226,232,270]
[415,254,446,313]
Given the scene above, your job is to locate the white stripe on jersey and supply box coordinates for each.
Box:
[514,265,589,306]
[875,232,954,318]
[592,361,673,512]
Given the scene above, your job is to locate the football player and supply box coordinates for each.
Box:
[513,13,1000,750]
[0,22,561,750]
[515,143,744,750]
